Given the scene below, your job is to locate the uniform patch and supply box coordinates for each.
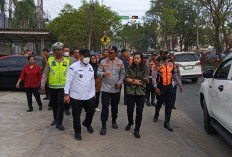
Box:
[52,61,56,66]
[63,61,67,66]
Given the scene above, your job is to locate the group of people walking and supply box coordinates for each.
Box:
[17,42,183,141]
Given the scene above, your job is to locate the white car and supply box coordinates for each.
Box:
[174,52,202,83]
[200,52,232,145]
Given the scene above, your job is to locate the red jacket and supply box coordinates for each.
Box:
[19,64,42,88]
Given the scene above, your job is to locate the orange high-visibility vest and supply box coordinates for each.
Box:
[157,63,174,86]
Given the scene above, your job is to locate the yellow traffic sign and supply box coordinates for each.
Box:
[100,35,111,45]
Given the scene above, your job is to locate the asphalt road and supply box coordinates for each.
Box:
[0,78,231,157]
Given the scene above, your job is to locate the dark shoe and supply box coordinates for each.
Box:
[82,122,94,133]
[48,106,52,110]
[112,121,118,129]
[134,130,140,138]
[147,101,151,106]
[56,124,65,131]
[75,132,82,140]
[151,101,155,106]
[43,97,49,100]
[39,106,42,110]
[173,106,176,109]
[153,115,158,122]
[164,123,173,132]
[125,123,133,131]
[51,120,56,126]
[65,110,71,116]
[100,128,106,135]
[27,109,33,112]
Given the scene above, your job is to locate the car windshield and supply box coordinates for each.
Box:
[175,54,199,62]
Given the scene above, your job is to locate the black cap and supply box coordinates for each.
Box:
[43,48,49,52]
[79,49,90,57]
[160,50,168,55]
[108,46,118,52]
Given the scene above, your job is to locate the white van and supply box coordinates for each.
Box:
[174,51,202,83]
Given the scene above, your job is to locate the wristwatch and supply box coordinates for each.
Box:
[64,94,69,96]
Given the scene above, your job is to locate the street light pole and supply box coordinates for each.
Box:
[196,2,200,54]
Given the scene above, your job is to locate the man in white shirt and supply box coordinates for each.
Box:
[64,49,95,140]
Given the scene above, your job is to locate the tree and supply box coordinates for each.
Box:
[12,0,37,29]
[146,0,199,51]
[118,20,158,52]
[199,0,232,60]
[47,2,121,51]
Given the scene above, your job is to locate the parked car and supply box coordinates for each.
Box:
[200,52,232,146]
[174,51,202,83]
[0,55,42,89]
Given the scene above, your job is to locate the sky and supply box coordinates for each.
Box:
[43,0,152,23]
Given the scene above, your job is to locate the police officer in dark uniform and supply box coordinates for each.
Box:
[152,50,183,131]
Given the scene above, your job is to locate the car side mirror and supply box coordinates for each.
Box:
[203,70,213,78]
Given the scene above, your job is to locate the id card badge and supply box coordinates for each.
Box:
[52,61,56,66]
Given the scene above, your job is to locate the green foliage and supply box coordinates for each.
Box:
[47,2,121,51]
[118,20,158,52]
[12,0,37,29]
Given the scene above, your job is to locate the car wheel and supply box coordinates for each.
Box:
[192,78,198,83]
[202,98,216,134]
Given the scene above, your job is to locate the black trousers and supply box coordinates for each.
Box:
[49,88,64,125]
[146,78,156,103]
[101,92,120,123]
[71,97,95,133]
[156,84,174,109]
[127,94,145,131]
[95,92,100,108]
[25,87,42,109]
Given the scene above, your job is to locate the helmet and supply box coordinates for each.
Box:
[52,42,64,50]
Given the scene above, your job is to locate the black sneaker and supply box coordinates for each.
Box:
[56,124,65,131]
[39,106,42,110]
[82,122,94,133]
[27,109,33,112]
[164,123,173,132]
[134,130,140,138]
[125,123,133,131]
[112,122,118,129]
[173,106,176,109]
[100,128,106,135]
[75,132,82,140]
[65,110,71,116]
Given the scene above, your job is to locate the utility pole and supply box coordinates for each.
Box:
[37,0,43,29]
[196,2,200,54]
[8,0,12,28]
[87,1,95,50]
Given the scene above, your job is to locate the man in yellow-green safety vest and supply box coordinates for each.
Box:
[41,42,70,131]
